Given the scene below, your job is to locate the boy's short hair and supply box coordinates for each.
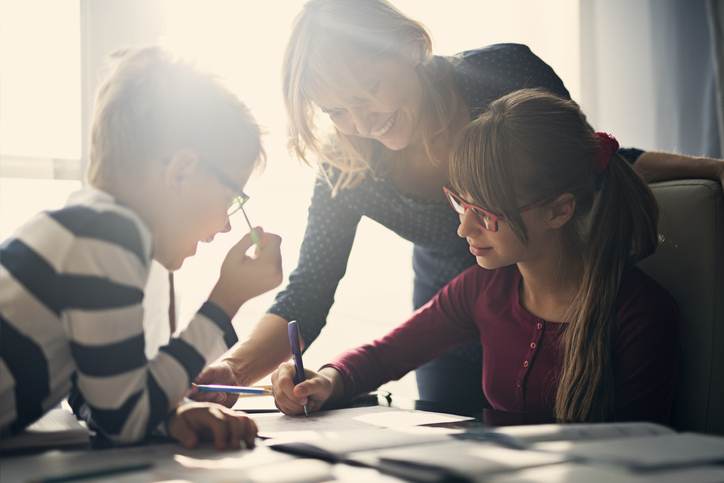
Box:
[88,46,265,188]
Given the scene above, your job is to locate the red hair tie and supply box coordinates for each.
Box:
[594,132,619,173]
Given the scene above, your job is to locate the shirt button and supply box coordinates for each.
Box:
[516,382,522,389]
[530,342,536,349]
[536,322,543,330]
[523,360,529,368]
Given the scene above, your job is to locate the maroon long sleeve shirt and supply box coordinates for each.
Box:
[327,265,679,423]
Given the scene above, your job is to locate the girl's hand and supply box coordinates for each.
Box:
[166,402,257,450]
[271,362,340,415]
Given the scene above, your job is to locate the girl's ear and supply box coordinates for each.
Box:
[163,149,201,190]
[546,193,576,229]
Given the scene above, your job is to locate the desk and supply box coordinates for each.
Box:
[4,394,723,483]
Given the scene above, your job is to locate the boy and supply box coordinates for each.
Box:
[0,47,281,449]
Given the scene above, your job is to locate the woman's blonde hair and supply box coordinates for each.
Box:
[88,46,265,190]
[283,0,462,195]
[451,89,659,422]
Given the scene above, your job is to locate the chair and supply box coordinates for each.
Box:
[638,179,724,435]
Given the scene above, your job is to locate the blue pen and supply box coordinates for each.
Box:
[287,320,309,417]
[193,384,272,395]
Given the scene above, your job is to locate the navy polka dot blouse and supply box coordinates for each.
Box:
[269,43,643,348]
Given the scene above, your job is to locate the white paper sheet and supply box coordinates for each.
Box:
[255,405,471,438]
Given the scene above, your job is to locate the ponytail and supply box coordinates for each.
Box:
[555,150,658,421]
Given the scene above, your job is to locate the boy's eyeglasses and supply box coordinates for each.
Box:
[202,163,251,216]
[442,186,549,232]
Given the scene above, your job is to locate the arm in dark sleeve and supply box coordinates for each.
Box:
[268,176,362,347]
[613,283,680,424]
[325,267,483,399]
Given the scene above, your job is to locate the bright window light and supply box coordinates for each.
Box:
[0,0,81,159]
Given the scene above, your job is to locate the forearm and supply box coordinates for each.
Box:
[633,151,724,183]
[223,313,295,385]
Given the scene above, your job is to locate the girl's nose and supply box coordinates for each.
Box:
[457,209,481,238]
[221,218,232,233]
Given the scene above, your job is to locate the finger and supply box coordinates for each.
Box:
[231,231,255,257]
[227,415,243,450]
[189,390,227,404]
[279,373,306,406]
[201,407,230,450]
[239,416,257,449]
[173,416,199,449]
[292,378,324,399]
[257,233,282,258]
[219,392,238,408]
[274,389,306,416]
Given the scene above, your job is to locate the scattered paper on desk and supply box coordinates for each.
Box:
[352,410,473,428]
[534,432,724,469]
[351,440,568,480]
[487,462,724,483]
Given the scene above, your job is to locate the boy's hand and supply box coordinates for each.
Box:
[166,402,257,450]
[210,227,282,317]
[271,362,339,415]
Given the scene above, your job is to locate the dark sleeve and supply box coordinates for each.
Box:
[325,267,482,399]
[612,277,680,424]
[455,43,570,116]
[268,176,362,346]
[618,148,645,165]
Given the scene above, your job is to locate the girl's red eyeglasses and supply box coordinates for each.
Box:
[443,186,549,232]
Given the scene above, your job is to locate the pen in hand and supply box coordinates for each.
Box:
[287,320,309,417]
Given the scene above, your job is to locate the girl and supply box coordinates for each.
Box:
[271,89,679,423]
[198,0,715,410]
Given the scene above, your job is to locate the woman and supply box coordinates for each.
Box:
[271,89,679,423]
[196,0,720,409]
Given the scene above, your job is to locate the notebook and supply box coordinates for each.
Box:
[0,408,90,452]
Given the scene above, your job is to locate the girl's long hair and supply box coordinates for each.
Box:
[283,0,462,195]
[450,88,658,421]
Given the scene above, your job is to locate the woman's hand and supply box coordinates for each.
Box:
[271,362,342,415]
[166,402,257,450]
[189,359,240,407]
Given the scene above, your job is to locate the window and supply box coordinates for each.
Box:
[0,0,82,241]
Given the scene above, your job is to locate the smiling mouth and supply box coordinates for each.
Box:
[370,111,397,137]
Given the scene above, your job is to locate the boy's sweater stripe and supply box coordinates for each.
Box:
[1,239,63,315]
[0,314,50,434]
[70,334,147,377]
[158,338,207,384]
[48,206,148,267]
